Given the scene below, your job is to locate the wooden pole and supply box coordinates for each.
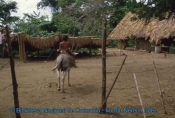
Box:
[18,33,26,62]
[101,16,107,113]
[101,55,127,108]
[5,26,21,118]
[153,61,167,114]
[133,73,146,118]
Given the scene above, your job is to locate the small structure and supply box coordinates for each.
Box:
[70,36,112,49]
[10,34,113,62]
[108,12,175,52]
[108,12,148,50]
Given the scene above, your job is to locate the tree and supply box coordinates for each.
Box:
[14,12,55,36]
[37,0,86,36]
[37,0,60,12]
[52,13,79,36]
[109,0,140,28]
[77,0,139,35]
[37,0,81,13]
[131,0,175,19]
[35,0,141,36]
[0,1,21,118]
[0,0,19,27]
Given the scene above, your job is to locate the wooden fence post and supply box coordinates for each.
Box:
[6,26,21,118]
[101,55,127,109]
[18,33,26,62]
[101,16,107,113]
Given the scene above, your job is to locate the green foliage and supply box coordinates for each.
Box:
[169,47,175,54]
[0,0,19,26]
[59,0,76,8]
[109,0,140,28]
[127,37,136,47]
[76,48,100,55]
[13,0,140,37]
[36,0,135,37]
[14,12,80,36]
[107,40,118,48]
[52,13,80,36]
[15,0,175,38]
[39,21,57,32]
[37,0,80,12]
[131,0,175,19]
[79,17,102,36]
[37,0,60,12]
[11,0,175,38]
[77,48,90,54]
[14,13,55,37]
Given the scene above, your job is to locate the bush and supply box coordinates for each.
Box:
[107,40,118,48]
[127,38,136,47]
[169,47,175,54]
[76,48,100,56]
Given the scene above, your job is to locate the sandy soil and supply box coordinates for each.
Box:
[0,49,175,118]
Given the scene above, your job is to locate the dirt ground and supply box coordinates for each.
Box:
[0,48,175,118]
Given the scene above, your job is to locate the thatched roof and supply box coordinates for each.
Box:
[25,34,62,49]
[10,34,113,50]
[108,12,175,44]
[146,18,175,43]
[108,12,146,40]
[70,36,112,48]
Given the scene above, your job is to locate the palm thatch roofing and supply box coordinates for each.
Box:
[10,33,63,49]
[108,12,175,44]
[70,36,112,48]
[10,33,113,50]
[24,34,62,49]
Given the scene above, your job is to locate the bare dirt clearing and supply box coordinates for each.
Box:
[0,49,175,118]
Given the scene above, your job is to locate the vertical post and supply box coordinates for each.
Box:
[133,73,146,118]
[101,16,107,113]
[18,33,26,62]
[153,61,167,114]
[101,55,127,109]
[5,26,21,118]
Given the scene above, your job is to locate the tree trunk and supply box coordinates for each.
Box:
[5,26,21,118]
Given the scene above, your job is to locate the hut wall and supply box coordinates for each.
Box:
[160,38,175,52]
[118,40,127,49]
[135,38,151,51]
[161,38,174,46]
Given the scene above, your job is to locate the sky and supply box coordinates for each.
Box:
[7,0,52,20]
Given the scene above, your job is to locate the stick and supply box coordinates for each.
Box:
[153,60,167,114]
[133,73,146,118]
[101,54,127,110]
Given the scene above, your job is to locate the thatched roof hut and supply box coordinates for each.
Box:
[146,18,175,44]
[108,12,175,44]
[108,12,146,40]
